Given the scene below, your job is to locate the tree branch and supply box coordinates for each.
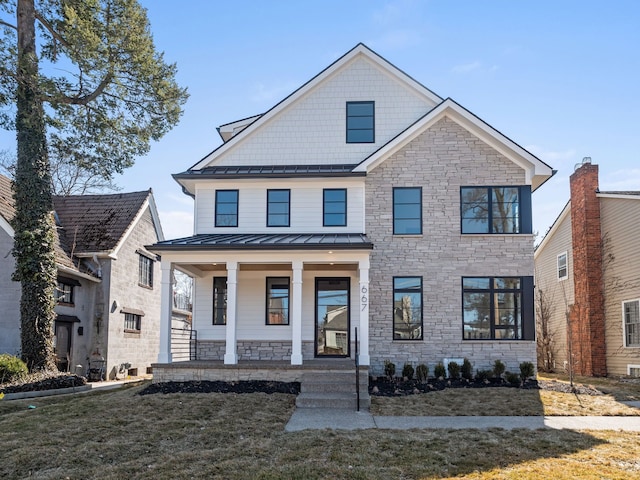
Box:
[0,19,17,30]
[45,72,113,105]
[34,10,70,49]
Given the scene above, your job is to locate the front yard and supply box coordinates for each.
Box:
[1,376,640,479]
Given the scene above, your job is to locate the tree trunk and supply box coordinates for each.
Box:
[13,0,57,371]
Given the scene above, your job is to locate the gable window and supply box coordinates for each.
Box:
[393,187,422,235]
[393,277,423,340]
[463,276,534,340]
[460,186,532,234]
[213,277,227,325]
[557,252,568,280]
[138,254,154,288]
[323,189,347,226]
[623,300,640,347]
[215,190,239,227]
[122,308,144,333]
[266,277,290,325]
[267,189,290,227]
[346,101,374,143]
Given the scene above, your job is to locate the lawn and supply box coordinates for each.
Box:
[1,380,640,479]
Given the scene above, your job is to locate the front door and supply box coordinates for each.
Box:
[54,321,72,371]
[315,278,350,357]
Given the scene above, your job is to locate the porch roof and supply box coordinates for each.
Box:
[149,233,373,251]
[174,163,364,179]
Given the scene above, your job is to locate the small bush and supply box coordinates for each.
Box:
[493,359,506,378]
[519,361,536,381]
[475,369,492,382]
[505,371,521,386]
[461,358,473,380]
[0,354,28,383]
[384,360,396,380]
[401,363,414,380]
[447,361,460,380]
[416,364,429,382]
[434,362,446,379]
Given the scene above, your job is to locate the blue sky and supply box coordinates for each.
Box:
[5,1,640,240]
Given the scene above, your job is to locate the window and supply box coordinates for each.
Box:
[463,277,534,340]
[346,101,374,143]
[138,254,154,288]
[557,252,568,280]
[266,277,290,325]
[460,186,532,234]
[393,277,423,340]
[624,300,640,347]
[393,187,422,234]
[124,313,141,332]
[213,277,227,325]
[323,189,347,226]
[267,189,290,227]
[215,190,239,227]
[56,282,74,304]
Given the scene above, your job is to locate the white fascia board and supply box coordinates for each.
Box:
[111,196,159,258]
[56,264,101,283]
[151,250,372,266]
[217,114,262,142]
[0,215,14,237]
[534,202,571,259]
[74,252,117,260]
[147,193,165,242]
[596,193,640,200]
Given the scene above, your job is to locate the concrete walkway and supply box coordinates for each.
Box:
[285,408,640,432]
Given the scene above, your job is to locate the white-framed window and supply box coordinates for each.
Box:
[623,299,640,347]
[557,252,568,281]
[627,365,640,377]
[138,254,154,288]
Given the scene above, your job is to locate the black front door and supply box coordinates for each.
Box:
[315,278,350,357]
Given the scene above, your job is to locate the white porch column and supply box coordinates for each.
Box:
[224,261,238,364]
[358,258,370,365]
[157,261,174,363]
[291,260,303,365]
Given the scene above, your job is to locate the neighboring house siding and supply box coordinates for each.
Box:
[214,57,435,167]
[366,117,534,375]
[0,228,20,356]
[534,209,574,370]
[195,180,365,234]
[600,197,640,375]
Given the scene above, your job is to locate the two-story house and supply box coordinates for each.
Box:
[0,173,165,379]
[150,44,553,381]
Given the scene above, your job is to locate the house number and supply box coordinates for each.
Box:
[361,285,368,311]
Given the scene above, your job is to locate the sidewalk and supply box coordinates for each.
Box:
[285,408,640,432]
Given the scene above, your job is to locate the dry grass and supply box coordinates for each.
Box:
[1,383,640,479]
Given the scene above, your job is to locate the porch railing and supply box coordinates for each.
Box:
[171,327,198,361]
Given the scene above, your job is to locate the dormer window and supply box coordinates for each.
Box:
[346,101,374,143]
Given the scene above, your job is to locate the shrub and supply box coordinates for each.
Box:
[461,358,473,380]
[505,371,521,386]
[0,354,28,383]
[416,364,429,383]
[447,361,460,380]
[475,369,492,382]
[384,360,396,380]
[401,363,414,380]
[434,362,446,379]
[492,359,506,378]
[519,361,536,381]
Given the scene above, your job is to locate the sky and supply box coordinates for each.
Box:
[4,1,640,240]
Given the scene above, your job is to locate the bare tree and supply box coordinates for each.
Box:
[535,275,557,372]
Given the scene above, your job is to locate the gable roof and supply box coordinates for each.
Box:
[190,43,443,171]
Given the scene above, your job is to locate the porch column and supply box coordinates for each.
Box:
[358,258,370,365]
[224,261,238,364]
[157,261,173,363]
[291,260,303,365]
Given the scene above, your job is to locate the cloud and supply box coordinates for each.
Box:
[159,209,194,241]
[601,168,640,190]
[250,81,299,103]
[451,61,498,75]
[370,30,422,51]
[525,146,577,164]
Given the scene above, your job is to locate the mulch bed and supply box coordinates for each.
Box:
[139,380,301,395]
[0,373,86,394]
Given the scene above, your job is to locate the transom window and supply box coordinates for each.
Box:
[346,101,374,143]
[393,187,422,235]
[557,252,568,280]
[624,299,640,347]
[213,277,227,325]
[215,190,239,227]
[138,254,154,288]
[460,186,532,234]
[266,277,290,325]
[323,189,347,226]
[267,189,290,227]
[393,277,423,340]
[56,282,74,304]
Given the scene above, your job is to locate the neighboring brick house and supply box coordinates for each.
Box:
[0,173,165,379]
[534,160,640,377]
[150,44,554,378]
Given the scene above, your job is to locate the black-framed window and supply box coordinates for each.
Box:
[393,277,423,340]
[213,277,227,325]
[267,189,290,227]
[266,277,290,325]
[393,187,422,234]
[460,186,532,234]
[138,254,154,288]
[346,101,374,143]
[462,276,534,340]
[323,188,347,226]
[215,190,239,227]
[624,299,640,347]
[124,313,141,332]
[56,281,74,304]
[557,252,568,280]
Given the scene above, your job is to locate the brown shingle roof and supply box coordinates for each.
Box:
[0,173,16,224]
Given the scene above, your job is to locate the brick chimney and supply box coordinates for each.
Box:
[568,160,607,376]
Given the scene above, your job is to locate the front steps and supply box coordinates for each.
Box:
[296,368,370,410]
